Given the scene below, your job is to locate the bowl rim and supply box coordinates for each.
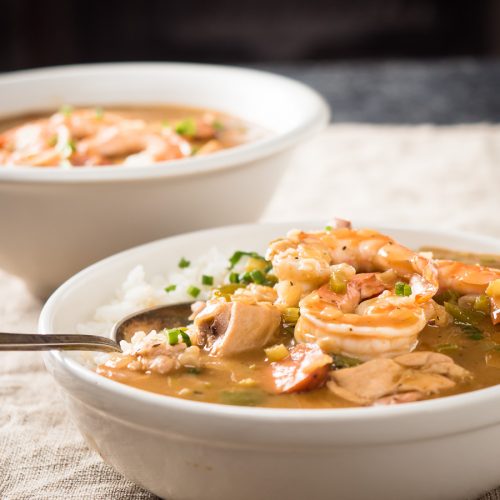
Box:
[39,221,500,424]
[0,62,330,184]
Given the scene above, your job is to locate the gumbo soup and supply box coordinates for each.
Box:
[0,105,260,167]
[94,220,500,408]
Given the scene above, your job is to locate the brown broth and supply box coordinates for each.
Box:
[97,317,500,409]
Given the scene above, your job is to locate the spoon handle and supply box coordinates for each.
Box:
[0,333,121,352]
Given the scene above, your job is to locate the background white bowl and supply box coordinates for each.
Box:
[0,63,329,297]
[40,222,500,500]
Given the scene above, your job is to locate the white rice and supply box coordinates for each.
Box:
[77,246,233,339]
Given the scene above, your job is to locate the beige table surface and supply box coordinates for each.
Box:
[2,124,500,499]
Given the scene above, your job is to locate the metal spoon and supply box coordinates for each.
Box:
[0,302,193,352]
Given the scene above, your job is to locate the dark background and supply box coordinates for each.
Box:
[3,0,500,69]
[3,0,500,123]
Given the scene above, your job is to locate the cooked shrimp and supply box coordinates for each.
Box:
[123,133,190,165]
[192,114,219,140]
[77,122,191,165]
[0,109,125,166]
[267,226,438,305]
[49,108,123,139]
[436,259,500,295]
[295,272,429,360]
[0,121,56,165]
[436,259,500,324]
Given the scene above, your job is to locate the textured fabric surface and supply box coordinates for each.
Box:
[1,124,500,499]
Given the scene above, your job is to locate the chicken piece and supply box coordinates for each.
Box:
[327,351,471,406]
[189,300,207,320]
[394,351,470,380]
[375,391,422,405]
[328,358,404,405]
[271,343,333,394]
[193,300,280,356]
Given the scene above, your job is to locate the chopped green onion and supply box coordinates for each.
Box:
[178,257,190,268]
[474,294,491,314]
[179,331,192,346]
[186,366,201,374]
[187,285,201,298]
[47,135,58,147]
[95,107,104,119]
[213,283,245,300]
[175,118,197,136]
[219,389,265,407]
[395,282,412,297]
[164,284,176,293]
[246,257,268,273]
[59,104,73,116]
[325,225,332,231]
[229,272,240,283]
[228,250,266,269]
[239,271,252,284]
[167,329,180,345]
[201,275,214,286]
[60,139,76,158]
[459,323,484,340]
[435,343,460,354]
[282,307,300,324]
[434,289,460,305]
[165,327,192,347]
[330,280,347,294]
[329,271,348,294]
[332,353,362,369]
[444,301,485,325]
[250,270,265,284]
[264,273,278,286]
[213,120,224,131]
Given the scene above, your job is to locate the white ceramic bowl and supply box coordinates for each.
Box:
[40,222,500,500]
[0,63,329,297]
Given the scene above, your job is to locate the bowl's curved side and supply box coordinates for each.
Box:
[51,380,500,500]
[0,151,292,298]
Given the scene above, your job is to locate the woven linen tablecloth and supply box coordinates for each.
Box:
[2,124,500,499]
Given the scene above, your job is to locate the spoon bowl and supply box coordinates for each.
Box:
[113,303,193,345]
[0,302,193,352]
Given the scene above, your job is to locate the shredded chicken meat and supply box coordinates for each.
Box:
[327,351,471,406]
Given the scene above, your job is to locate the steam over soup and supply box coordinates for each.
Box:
[0,105,261,167]
[92,220,500,408]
